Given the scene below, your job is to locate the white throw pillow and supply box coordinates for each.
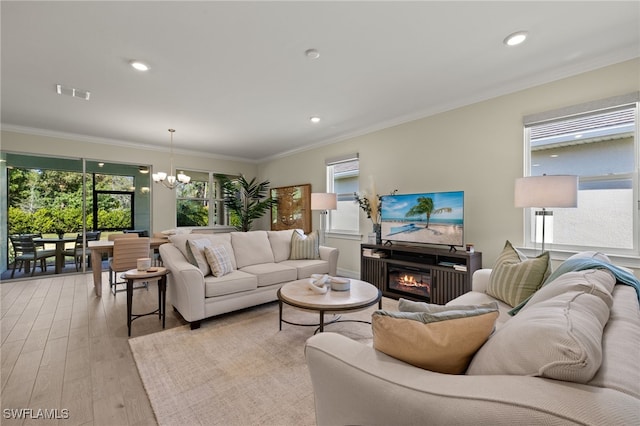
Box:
[186,238,212,276]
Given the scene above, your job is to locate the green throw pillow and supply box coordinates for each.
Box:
[486,240,550,308]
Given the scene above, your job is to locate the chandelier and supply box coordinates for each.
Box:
[152,129,191,189]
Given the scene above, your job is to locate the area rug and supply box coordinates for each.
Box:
[129,298,397,425]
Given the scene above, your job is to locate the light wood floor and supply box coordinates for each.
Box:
[1,272,187,425]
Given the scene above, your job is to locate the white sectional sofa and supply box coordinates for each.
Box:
[159,229,339,329]
[305,252,640,425]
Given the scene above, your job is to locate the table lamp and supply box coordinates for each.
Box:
[311,193,337,245]
[514,175,578,252]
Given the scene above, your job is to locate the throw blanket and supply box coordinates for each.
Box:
[509,258,640,315]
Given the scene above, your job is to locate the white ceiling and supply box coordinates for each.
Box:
[2,1,639,162]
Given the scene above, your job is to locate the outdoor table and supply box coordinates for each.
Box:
[33,236,77,274]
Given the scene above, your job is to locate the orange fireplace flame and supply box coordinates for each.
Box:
[399,274,423,287]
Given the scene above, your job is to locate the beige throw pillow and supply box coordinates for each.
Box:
[372,303,499,374]
[204,245,234,277]
[289,230,319,260]
[486,240,550,307]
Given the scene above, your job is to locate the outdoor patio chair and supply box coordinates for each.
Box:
[62,231,102,272]
[9,234,56,278]
[86,231,102,241]
[63,234,88,272]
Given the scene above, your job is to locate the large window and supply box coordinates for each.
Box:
[6,159,146,235]
[2,153,151,276]
[176,171,236,227]
[523,93,639,256]
[326,155,360,235]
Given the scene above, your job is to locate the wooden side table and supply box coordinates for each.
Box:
[121,267,169,336]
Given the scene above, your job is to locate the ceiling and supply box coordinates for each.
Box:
[2,1,638,162]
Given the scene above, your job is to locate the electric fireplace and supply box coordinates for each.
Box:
[386,264,431,301]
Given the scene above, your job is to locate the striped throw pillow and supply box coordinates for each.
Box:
[486,240,550,307]
[204,245,234,277]
[289,230,320,260]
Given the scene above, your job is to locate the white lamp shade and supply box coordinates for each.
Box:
[311,193,337,210]
[514,175,578,208]
[152,172,167,182]
[177,172,191,184]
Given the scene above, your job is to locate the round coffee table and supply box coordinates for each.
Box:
[277,278,382,332]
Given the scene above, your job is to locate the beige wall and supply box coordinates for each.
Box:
[3,59,638,276]
[0,131,258,233]
[258,59,640,276]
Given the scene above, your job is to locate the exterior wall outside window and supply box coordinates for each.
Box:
[524,102,638,255]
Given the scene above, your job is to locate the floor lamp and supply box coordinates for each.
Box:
[514,175,578,253]
[311,193,337,245]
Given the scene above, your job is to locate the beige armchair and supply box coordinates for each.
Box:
[109,236,150,295]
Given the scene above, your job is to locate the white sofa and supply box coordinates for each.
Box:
[159,229,338,329]
[305,254,640,425]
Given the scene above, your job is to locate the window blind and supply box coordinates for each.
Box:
[325,153,358,166]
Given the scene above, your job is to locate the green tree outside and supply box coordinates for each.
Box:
[7,167,132,235]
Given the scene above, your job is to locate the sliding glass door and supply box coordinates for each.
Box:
[2,153,151,278]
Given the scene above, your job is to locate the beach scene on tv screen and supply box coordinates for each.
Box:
[380,191,464,246]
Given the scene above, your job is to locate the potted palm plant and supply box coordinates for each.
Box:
[221,175,275,232]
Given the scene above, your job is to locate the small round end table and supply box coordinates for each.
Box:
[121,267,169,336]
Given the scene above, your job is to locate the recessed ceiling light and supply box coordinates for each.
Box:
[305,49,320,59]
[503,31,528,46]
[310,116,321,124]
[550,154,559,158]
[130,60,150,71]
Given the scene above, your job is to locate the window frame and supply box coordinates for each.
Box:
[522,93,639,262]
[175,170,238,229]
[326,154,362,239]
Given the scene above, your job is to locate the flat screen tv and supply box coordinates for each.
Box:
[380,191,464,249]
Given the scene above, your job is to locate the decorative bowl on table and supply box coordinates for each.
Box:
[330,277,351,291]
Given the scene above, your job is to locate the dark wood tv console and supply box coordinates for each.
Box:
[360,243,482,304]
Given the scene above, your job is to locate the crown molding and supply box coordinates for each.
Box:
[0,124,260,164]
